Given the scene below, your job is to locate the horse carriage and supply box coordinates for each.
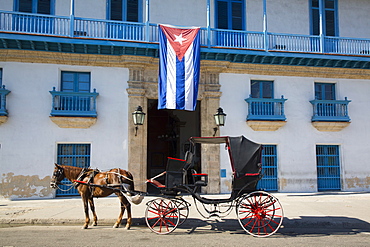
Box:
[51,135,283,237]
[145,136,283,237]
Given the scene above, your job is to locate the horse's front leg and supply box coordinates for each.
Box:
[88,198,98,226]
[82,197,90,229]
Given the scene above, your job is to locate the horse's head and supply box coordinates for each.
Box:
[50,164,65,189]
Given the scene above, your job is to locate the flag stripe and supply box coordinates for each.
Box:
[158,28,168,109]
[184,41,194,110]
[176,55,185,109]
[192,33,200,110]
[167,42,176,109]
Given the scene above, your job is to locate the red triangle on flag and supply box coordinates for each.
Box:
[160,25,200,61]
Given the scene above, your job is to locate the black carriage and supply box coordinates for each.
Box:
[145,136,284,237]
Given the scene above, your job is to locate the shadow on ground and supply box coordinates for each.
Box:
[132,216,370,237]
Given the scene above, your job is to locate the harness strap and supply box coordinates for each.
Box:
[106,171,133,182]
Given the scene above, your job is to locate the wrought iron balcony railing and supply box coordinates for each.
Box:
[0,85,10,116]
[1,10,370,56]
[245,96,287,121]
[50,87,99,117]
[310,98,351,122]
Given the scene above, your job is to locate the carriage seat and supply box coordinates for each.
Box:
[191,169,208,187]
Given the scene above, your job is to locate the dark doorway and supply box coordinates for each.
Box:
[147,99,200,192]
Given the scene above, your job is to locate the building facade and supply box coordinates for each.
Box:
[1,0,370,199]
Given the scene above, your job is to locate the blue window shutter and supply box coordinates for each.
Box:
[216,1,228,29]
[231,2,243,30]
[314,83,335,100]
[109,0,139,22]
[17,0,52,14]
[37,0,51,14]
[18,0,33,13]
[61,71,91,93]
[216,0,244,30]
[310,0,337,36]
[251,80,273,99]
[110,0,123,21]
[127,0,139,22]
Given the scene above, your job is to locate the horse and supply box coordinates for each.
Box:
[50,163,143,229]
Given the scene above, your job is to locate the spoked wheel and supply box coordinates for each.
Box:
[236,191,284,237]
[145,198,180,234]
[173,198,190,226]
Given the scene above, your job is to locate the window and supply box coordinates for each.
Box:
[108,0,140,22]
[315,82,335,100]
[216,0,244,30]
[61,72,90,93]
[15,0,54,15]
[55,71,93,114]
[251,80,273,98]
[56,144,91,196]
[257,145,278,191]
[310,0,337,36]
[316,145,341,191]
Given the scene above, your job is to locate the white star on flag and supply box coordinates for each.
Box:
[174,34,187,45]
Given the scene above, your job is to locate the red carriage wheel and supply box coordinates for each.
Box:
[145,198,180,234]
[173,198,190,226]
[236,191,284,237]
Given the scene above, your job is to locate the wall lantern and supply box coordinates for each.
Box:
[213,107,226,136]
[132,106,146,136]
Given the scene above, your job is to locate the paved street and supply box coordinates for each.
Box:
[0,224,369,247]
[0,192,370,246]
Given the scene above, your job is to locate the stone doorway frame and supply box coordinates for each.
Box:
[126,62,222,193]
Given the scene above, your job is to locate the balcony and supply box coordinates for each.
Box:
[0,85,10,124]
[49,87,99,128]
[1,10,370,61]
[310,98,351,131]
[245,96,287,131]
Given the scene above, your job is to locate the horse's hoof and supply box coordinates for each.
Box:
[92,223,97,226]
[82,225,88,229]
[113,224,119,228]
[125,226,131,230]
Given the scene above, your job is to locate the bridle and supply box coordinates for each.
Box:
[50,166,73,191]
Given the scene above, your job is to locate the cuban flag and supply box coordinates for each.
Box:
[158,24,200,111]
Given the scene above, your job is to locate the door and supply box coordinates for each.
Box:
[250,80,274,116]
[14,0,54,34]
[56,144,91,196]
[107,0,140,39]
[315,82,336,117]
[60,72,91,112]
[316,145,341,191]
[310,0,338,52]
[146,99,200,192]
[215,0,244,47]
[257,145,278,191]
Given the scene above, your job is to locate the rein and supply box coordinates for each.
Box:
[53,181,75,191]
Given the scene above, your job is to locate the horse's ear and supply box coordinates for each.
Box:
[55,163,61,168]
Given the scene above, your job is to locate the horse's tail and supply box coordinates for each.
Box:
[124,170,144,205]
[126,170,135,192]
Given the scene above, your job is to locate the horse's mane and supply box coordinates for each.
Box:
[61,165,86,180]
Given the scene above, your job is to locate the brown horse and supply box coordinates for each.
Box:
[50,164,142,229]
